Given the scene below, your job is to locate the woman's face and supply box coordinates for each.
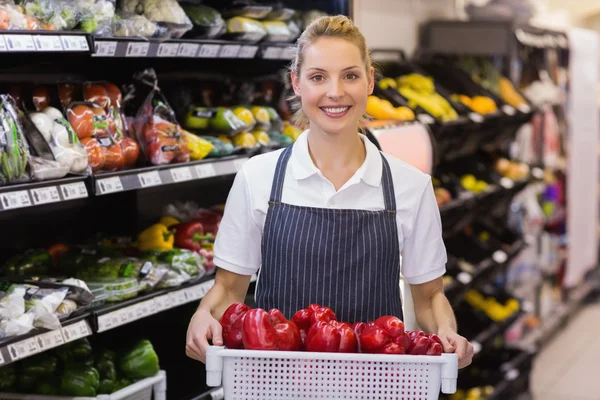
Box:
[292,37,374,136]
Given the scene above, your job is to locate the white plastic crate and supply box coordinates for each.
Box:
[0,371,166,400]
[206,346,458,400]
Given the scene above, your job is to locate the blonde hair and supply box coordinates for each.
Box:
[288,15,374,129]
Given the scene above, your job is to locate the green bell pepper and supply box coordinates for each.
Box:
[22,354,57,377]
[56,338,92,363]
[96,358,117,381]
[0,364,16,391]
[112,378,132,393]
[60,366,99,397]
[98,379,115,395]
[35,379,58,395]
[119,339,159,380]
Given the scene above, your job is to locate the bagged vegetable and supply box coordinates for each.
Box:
[0,95,31,185]
[0,2,47,30]
[182,130,212,161]
[225,16,266,42]
[23,286,67,330]
[113,11,168,38]
[132,70,190,165]
[73,0,115,37]
[180,3,225,39]
[261,20,293,42]
[24,0,79,30]
[67,102,125,173]
[121,0,192,38]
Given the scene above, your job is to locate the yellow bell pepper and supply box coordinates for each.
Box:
[183,131,213,161]
[138,224,174,252]
[159,216,180,228]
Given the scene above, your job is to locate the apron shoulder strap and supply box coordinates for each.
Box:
[380,153,397,212]
[269,146,293,203]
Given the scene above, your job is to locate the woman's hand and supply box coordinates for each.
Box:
[186,308,223,364]
[437,330,474,368]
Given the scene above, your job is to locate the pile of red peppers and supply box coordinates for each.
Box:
[219,303,442,356]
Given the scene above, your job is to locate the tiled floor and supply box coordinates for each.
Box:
[531,303,600,400]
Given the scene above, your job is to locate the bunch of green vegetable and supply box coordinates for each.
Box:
[0,95,30,186]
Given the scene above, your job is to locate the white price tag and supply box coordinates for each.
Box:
[5,35,35,51]
[417,114,435,125]
[238,45,258,59]
[173,290,188,305]
[469,112,485,123]
[31,186,61,205]
[457,272,472,284]
[0,349,4,365]
[198,44,221,58]
[95,41,117,56]
[136,301,152,318]
[502,105,516,116]
[472,341,482,355]
[178,43,199,57]
[61,182,88,200]
[493,250,508,264]
[126,42,150,57]
[61,36,89,51]
[263,47,283,59]
[234,158,248,172]
[34,35,62,51]
[0,36,7,51]
[63,321,91,342]
[11,338,39,360]
[97,314,113,332]
[280,47,295,60]
[532,167,544,180]
[155,295,171,311]
[138,171,162,187]
[518,104,531,113]
[157,43,180,57]
[195,164,217,179]
[37,330,65,350]
[0,191,31,210]
[500,177,515,189]
[171,166,193,182]
[220,44,241,58]
[97,177,123,194]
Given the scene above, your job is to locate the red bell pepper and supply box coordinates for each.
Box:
[426,342,443,356]
[380,342,405,354]
[173,221,211,252]
[220,303,251,349]
[269,309,302,351]
[359,325,391,353]
[240,308,302,351]
[411,336,431,355]
[351,322,367,352]
[305,321,357,353]
[373,316,410,354]
[292,304,337,345]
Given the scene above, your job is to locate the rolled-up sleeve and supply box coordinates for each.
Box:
[401,180,447,285]
[213,168,262,276]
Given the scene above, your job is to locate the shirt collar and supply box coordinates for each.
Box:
[289,130,382,187]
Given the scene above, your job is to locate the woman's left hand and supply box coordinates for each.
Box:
[437,330,474,368]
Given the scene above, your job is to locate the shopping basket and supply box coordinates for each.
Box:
[206,346,458,400]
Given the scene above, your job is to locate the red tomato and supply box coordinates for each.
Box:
[146,137,176,165]
[120,137,140,167]
[58,83,75,108]
[102,82,123,109]
[103,141,125,171]
[33,86,50,110]
[83,83,110,110]
[80,137,105,173]
[68,104,95,139]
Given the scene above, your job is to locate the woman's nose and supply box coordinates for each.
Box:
[327,79,345,99]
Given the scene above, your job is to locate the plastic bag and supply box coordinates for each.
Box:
[261,20,293,42]
[113,11,167,38]
[27,107,90,175]
[182,131,212,160]
[180,3,225,39]
[73,0,115,37]
[225,16,266,42]
[132,72,190,165]
[66,102,125,173]
[84,82,140,168]
[24,0,79,30]
[0,2,46,30]
[121,0,192,38]
[0,95,31,185]
[25,287,66,330]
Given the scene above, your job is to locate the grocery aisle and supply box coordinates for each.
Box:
[531,300,600,400]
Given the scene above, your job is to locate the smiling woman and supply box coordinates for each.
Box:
[186,15,474,371]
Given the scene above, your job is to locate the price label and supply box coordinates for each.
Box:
[97,314,113,332]
[10,338,39,361]
[37,330,65,350]
[263,47,283,59]
[95,41,117,56]
[136,301,152,318]
[118,309,131,324]
[34,35,62,51]
[198,44,221,58]
[500,177,515,189]
[518,104,531,113]
[195,164,217,179]
[126,42,150,57]
[469,113,485,123]
[0,349,4,365]
[238,45,258,59]
[492,250,508,264]
[63,321,91,342]
[138,171,162,187]
[154,295,170,311]
[171,166,193,182]
[31,186,61,205]
[0,190,32,210]
[532,167,544,180]
[97,177,123,194]
[5,35,35,51]
[417,114,435,125]
[61,182,88,200]
[234,158,248,172]
[157,43,180,57]
[172,290,188,306]
[178,43,199,57]
[220,44,241,58]
[502,105,516,116]
[472,341,482,355]
[457,272,472,284]
[0,36,7,51]
[280,46,295,60]
[61,35,89,51]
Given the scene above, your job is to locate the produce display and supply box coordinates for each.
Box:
[220,302,443,356]
[494,158,530,181]
[460,174,489,194]
[0,338,159,395]
[366,95,415,121]
[451,94,497,115]
[464,290,520,322]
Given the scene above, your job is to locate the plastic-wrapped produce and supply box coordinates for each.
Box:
[74,0,115,36]
[180,3,225,39]
[24,0,79,30]
[121,0,192,38]
[225,16,266,42]
[0,95,30,185]
[113,12,168,38]
[0,2,47,30]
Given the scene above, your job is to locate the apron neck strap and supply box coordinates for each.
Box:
[380,153,397,212]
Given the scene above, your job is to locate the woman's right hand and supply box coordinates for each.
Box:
[186,307,223,364]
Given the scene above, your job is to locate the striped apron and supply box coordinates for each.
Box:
[255,145,403,324]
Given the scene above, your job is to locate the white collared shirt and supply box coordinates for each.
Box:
[213,130,447,285]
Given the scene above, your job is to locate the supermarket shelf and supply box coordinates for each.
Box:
[0,313,92,367]
[0,176,89,212]
[93,37,294,60]
[93,155,248,196]
[487,351,535,400]
[471,311,522,357]
[0,30,92,54]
